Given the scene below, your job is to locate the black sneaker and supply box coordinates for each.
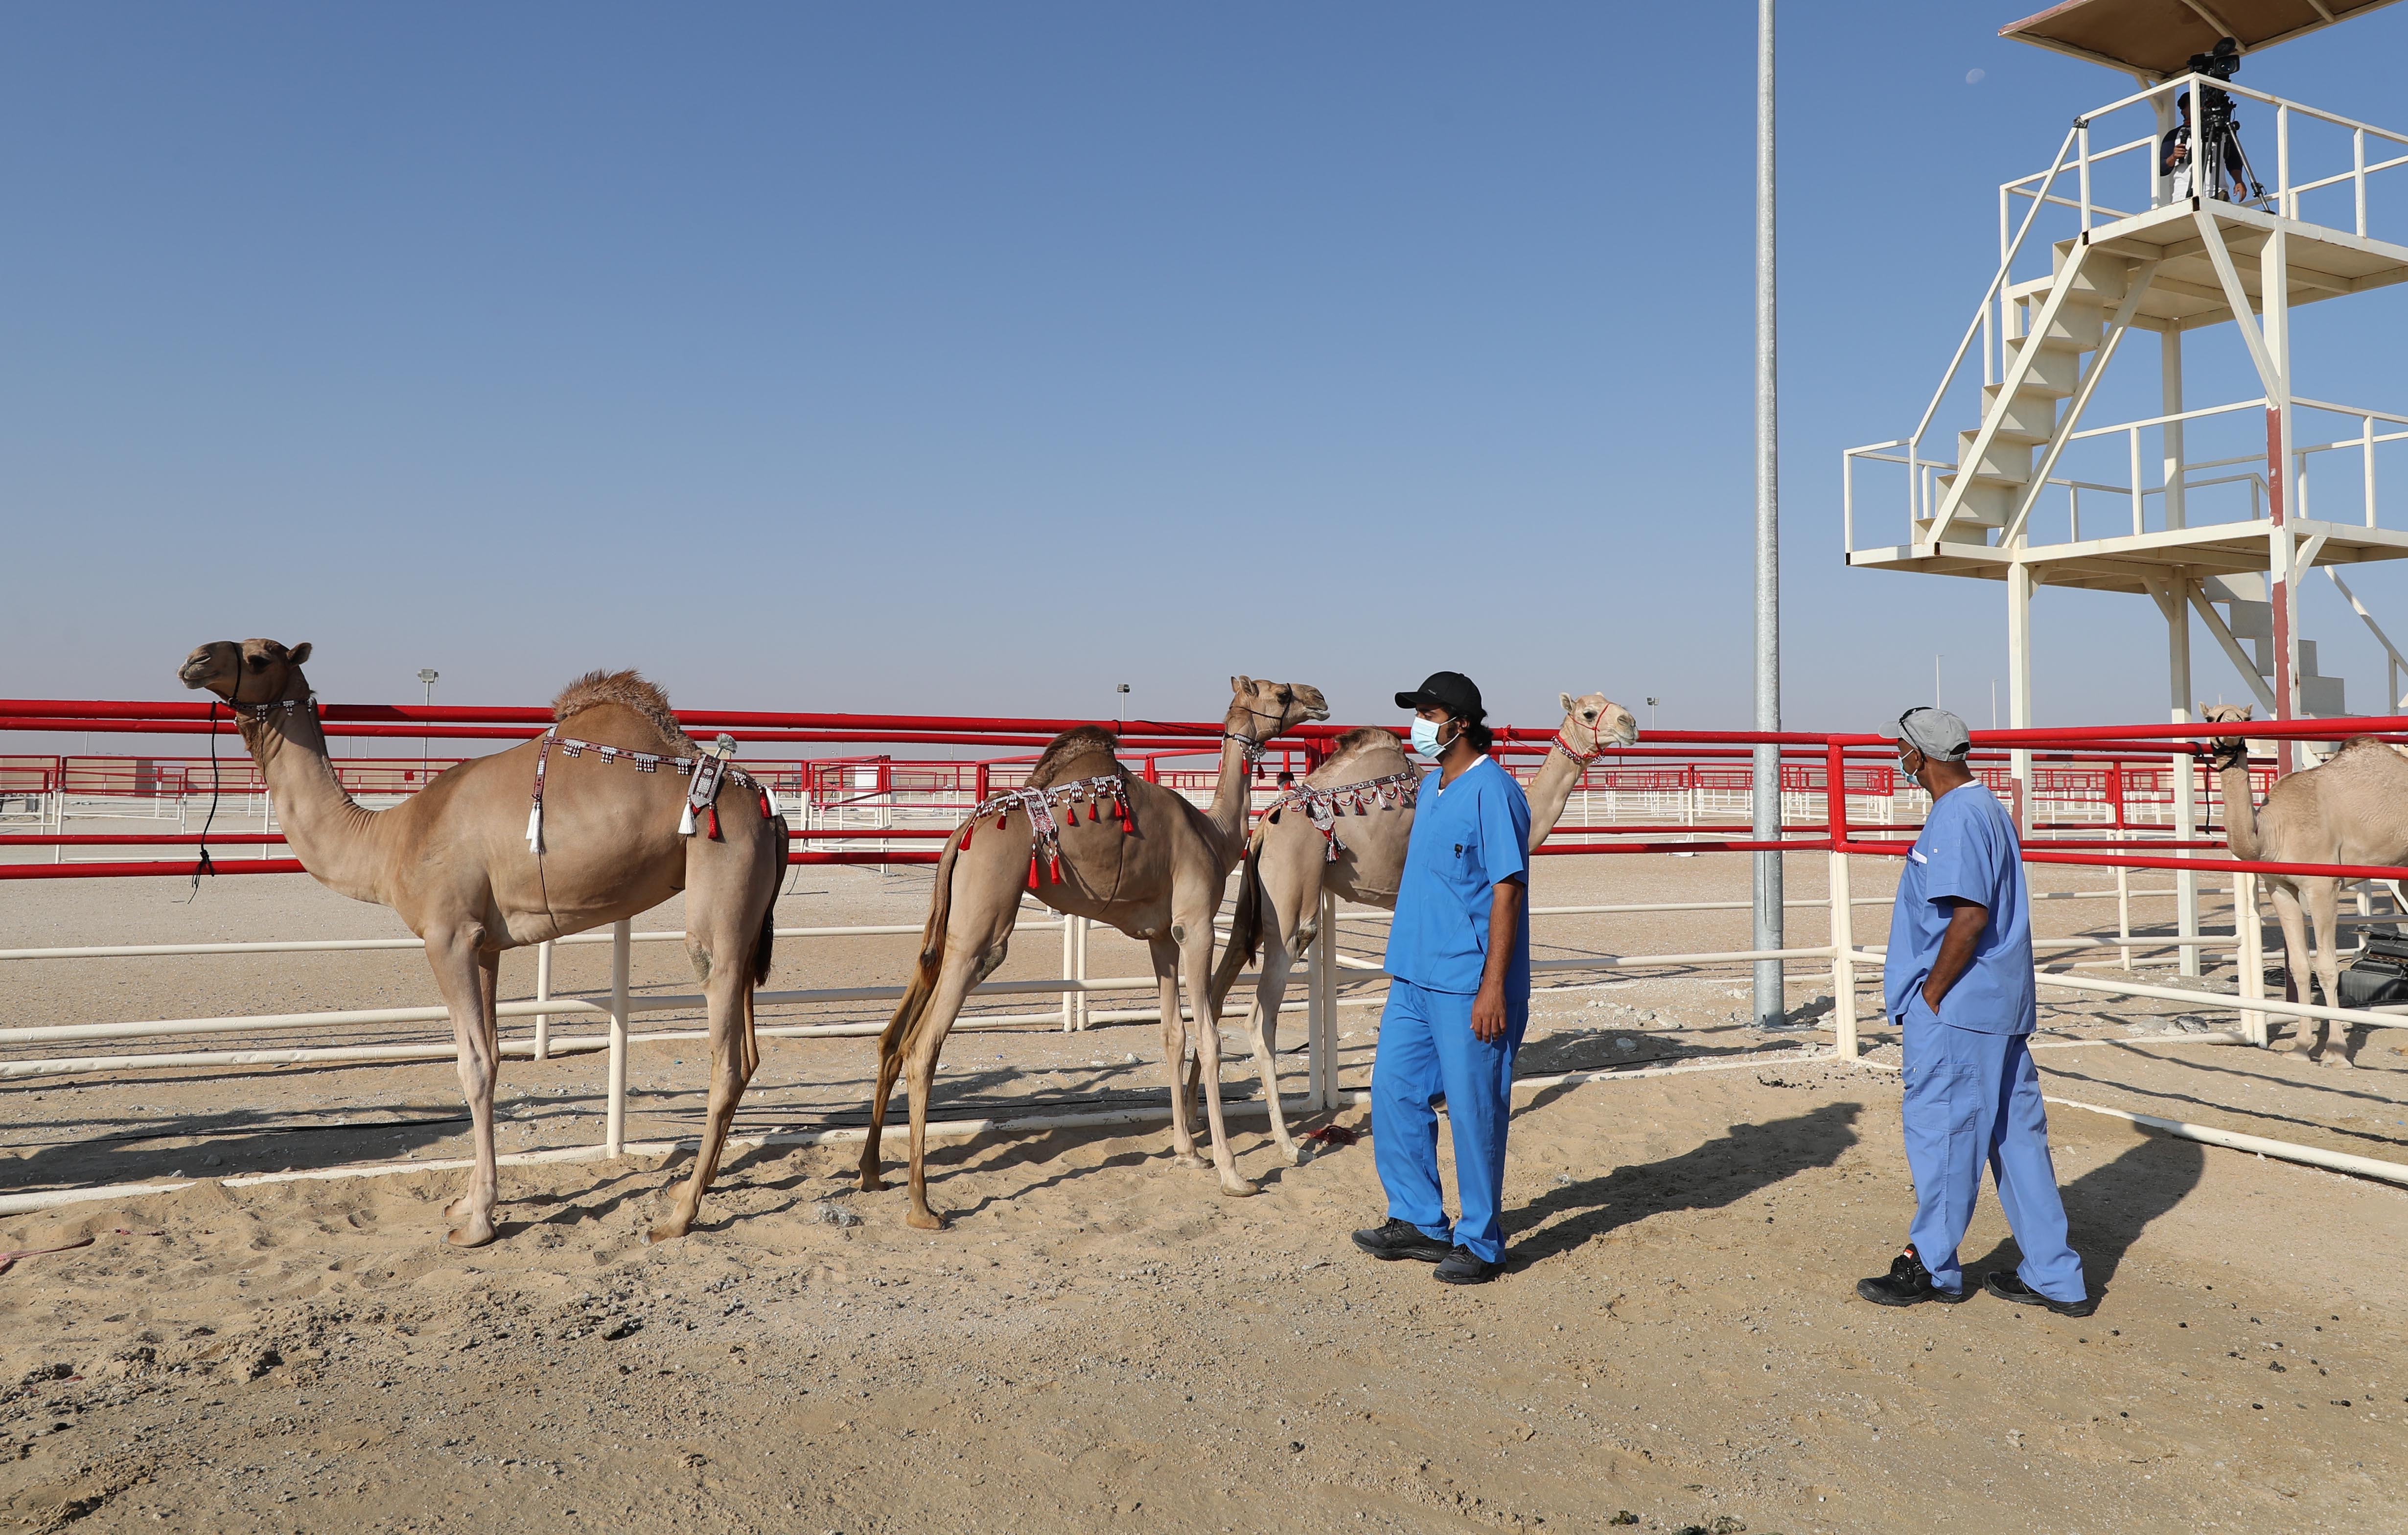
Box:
[1433,1246,1504,1285]
[1855,1245,1974,1307]
[1351,1218,1451,1263]
[1985,1269,2098,1317]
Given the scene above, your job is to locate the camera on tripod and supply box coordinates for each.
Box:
[2168,35,2263,204]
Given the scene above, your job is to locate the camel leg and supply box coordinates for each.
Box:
[1179,913,1257,1199]
[1153,937,1204,1167]
[2268,884,2323,1059]
[1244,935,1304,1165]
[2302,878,2354,1067]
[428,931,501,1247]
[858,989,916,1193]
[899,956,988,1231]
[651,928,762,1241]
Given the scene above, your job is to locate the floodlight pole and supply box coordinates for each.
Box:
[1751,0,1783,1028]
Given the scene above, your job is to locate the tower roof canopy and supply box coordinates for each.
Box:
[2001,0,2402,77]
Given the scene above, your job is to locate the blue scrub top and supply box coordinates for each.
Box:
[1883,781,2035,1034]
[1385,756,1532,997]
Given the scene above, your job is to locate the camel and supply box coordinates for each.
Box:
[1206,692,1641,1162]
[2204,702,2408,1066]
[858,677,1330,1229]
[178,639,788,1244]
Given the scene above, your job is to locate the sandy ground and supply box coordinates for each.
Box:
[3,850,2407,1533]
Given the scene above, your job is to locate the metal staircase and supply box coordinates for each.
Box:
[2200,574,2346,715]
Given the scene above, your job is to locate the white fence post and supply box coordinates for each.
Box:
[533,939,553,1061]
[605,919,631,1156]
[2237,872,2267,1046]
[1321,888,1342,1109]
[2116,866,2133,970]
[1828,849,1857,1061]
[1061,916,1078,1032]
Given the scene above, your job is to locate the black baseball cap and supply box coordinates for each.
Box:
[1395,671,1485,721]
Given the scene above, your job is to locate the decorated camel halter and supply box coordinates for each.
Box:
[1549,720,1616,767]
[1260,769,1421,862]
[524,728,767,854]
[957,771,1135,890]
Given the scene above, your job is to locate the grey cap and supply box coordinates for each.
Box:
[1878,706,1971,761]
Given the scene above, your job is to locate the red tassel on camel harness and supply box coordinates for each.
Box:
[704,805,721,840]
[1049,850,1063,883]
[1120,797,1135,835]
[960,821,973,850]
[1028,852,1043,890]
[1062,802,1078,827]
[758,788,773,820]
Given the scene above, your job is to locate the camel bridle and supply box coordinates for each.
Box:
[1550,712,1622,766]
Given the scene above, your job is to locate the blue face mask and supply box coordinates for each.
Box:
[1411,717,1455,759]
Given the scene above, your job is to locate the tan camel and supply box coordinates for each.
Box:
[2204,702,2408,1066]
[1206,692,1640,1161]
[858,677,1330,1228]
[178,639,788,1243]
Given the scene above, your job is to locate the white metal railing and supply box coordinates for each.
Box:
[14,843,2408,1217]
[1846,75,2408,556]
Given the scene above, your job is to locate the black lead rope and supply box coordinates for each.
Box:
[187,676,238,900]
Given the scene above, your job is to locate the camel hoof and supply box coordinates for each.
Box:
[445,1194,474,1219]
[859,1172,886,1193]
[904,1207,947,1232]
[445,1221,495,1249]
[1282,1144,1309,1167]
[646,1218,692,1245]
[1172,1153,1205,1170]
[1220,1178,1259,1199]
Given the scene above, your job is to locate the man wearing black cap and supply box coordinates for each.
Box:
[1857,706,2094,1317]
[1351,672,1531,1285]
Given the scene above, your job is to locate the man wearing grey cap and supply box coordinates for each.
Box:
[1856,706,2095,1317]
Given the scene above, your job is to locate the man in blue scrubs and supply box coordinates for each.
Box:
[1857,707,2095,1316]
[1352,672,1531,1286]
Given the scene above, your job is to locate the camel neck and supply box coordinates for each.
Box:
[1201,726,1258,863]
[1526,745,1586,849]
[2218,760,2262,861]
[242,691,387,905]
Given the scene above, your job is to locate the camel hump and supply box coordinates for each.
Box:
[1310,726,1410,782]
[1027,725,1123,785]
[553,669,696,751]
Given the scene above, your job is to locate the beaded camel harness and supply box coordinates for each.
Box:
[524,727,770,854]
[958,771,1135,890]
[1259,768,1421,862]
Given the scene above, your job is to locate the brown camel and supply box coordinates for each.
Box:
[859,677,1329,1228]
[1206,692,1640,1162]
[2205,702,2408,1066]
[178,639,787,1243]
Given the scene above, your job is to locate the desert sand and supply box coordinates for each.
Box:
[4,854,2406,1533]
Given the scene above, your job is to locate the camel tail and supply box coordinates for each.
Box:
[754,814,790,988]
[879,824,963,1059]
[1208,832,1267,1015]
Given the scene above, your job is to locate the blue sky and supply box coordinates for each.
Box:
[6,3,2408,744]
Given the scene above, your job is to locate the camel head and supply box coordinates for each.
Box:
[2200,702,2253,771]
[179,638,314,705]
[1557,691,1641,756]
[1226,676,1330,741]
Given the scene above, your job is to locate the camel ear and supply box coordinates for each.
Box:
[287,642,312,666]
[1230,675,1250,695]
[1559,692,1575,715]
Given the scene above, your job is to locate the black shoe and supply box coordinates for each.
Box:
[1855,1245,1974,1307]
[1985,1269,2097,1317]
[1351,1218,1451,1263]
[1433,1246,1504,1285]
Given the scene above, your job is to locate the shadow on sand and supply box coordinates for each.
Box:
[1961,1124,2206,1292]
[1504,1099,1864,1269]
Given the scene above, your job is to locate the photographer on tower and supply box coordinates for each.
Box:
[2161,37,2261,205]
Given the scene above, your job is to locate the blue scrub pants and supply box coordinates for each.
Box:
[1372,979,1528,1263]
[1900,1014,2086,1302]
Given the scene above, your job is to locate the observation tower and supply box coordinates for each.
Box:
[1848,0,2408,749]
[1843,0,2408,963]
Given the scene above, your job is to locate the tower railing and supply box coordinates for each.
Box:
[1844,75,2408,557]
